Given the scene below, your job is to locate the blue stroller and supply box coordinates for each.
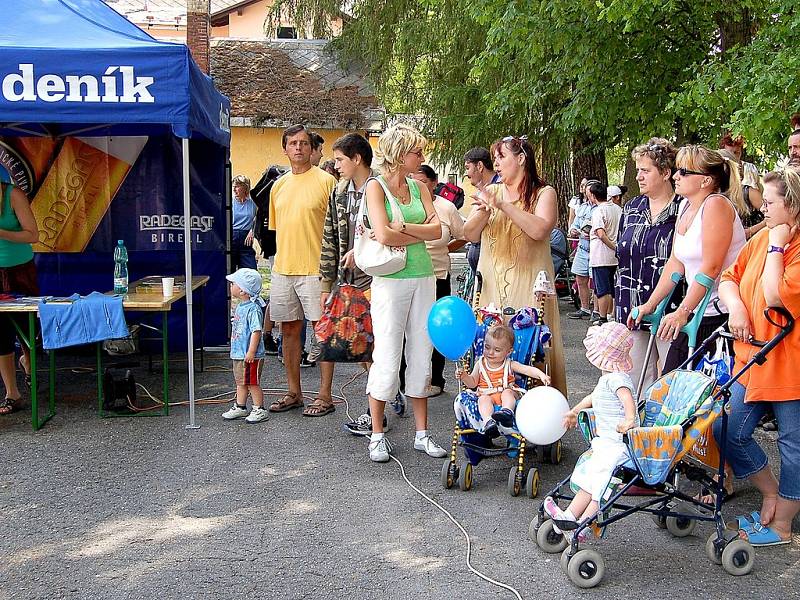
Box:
[441,302,561,498]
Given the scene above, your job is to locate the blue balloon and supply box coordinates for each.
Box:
[427,296,477,360]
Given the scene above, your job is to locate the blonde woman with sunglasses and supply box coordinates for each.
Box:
[464,135,567,395]
[631,145,746,373]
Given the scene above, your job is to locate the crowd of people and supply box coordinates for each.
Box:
[3,118,800,548]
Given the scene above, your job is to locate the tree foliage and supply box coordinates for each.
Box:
[268,0,800,169]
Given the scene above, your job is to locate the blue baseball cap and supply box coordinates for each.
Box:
[226,268,263,298]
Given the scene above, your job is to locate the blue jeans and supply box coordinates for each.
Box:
[713,381,800,500]
[232,229,257,270]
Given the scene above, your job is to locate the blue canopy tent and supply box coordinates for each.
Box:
[0,0,232,427]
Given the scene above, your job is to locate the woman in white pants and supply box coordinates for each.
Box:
[363,124,446,463]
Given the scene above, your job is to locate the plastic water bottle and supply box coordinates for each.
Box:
[113,240,129,294]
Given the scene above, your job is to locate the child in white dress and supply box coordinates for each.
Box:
[543,321,638,540]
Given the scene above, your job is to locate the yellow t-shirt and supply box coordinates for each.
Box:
[269,166,336,275]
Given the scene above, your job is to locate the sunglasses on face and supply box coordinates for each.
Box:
[675,167,709,177]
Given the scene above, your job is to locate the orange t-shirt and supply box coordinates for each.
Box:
[720,229,800,402]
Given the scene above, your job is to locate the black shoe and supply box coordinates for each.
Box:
[492,408,515,428]
[300,351,316,368]
[483,418,499,438]
[592,317,608,326]
[264,335,279,356]
[568,309,590,320]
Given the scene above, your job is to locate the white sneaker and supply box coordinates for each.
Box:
[222,403,249,420]
[413,435,447,458]
[245,406,269,424]
[369,437,392,462]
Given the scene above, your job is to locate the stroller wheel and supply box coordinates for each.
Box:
[507,466,523,497]
[440,460,458,489]
[566,549,605,589]
[549,440,563,465]
[650,512,667,529]
[535,519,568,554]
[706,534,723,565]
[721,539,755,576]
[665,514,697,538]
[525,467,540,498]
[560,547,572,574]
[457,461,473,491]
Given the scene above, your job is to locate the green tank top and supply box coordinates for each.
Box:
[379,177,434,279]
[0,184,34,268]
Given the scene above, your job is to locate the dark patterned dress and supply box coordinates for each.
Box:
[614,194,681,326]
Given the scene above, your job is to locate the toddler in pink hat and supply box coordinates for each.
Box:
[543,321,638,540]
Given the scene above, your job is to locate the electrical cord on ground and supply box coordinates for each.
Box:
[335,367,524,600]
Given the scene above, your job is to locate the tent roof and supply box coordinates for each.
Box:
[0,0,230,145]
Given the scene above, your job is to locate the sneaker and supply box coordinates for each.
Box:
[300,351,316,368]
[413,435,447,458]
[592,317,608,326]
[492,407,515,428]
[390,391,407,417]
[245,406,269,424]
[222,403,249,420]
[343,413,390,436]
[590,311,602,322]
[543,496,572,535]
[568,309,590,320]
[369,437,392,462]
[264,335,279,356]
[426,384,444,398]
[483,418,499,438]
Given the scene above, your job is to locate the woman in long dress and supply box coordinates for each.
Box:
[464,136,567,395]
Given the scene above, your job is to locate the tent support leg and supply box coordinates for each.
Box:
[182,137,200,430]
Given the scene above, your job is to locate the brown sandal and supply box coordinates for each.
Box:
[269,393,304,413]
[302,398,335,417]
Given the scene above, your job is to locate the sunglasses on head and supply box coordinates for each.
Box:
[502,135,528,144]
[675,167,709,177]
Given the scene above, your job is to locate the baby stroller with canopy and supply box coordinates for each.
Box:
[530,306,794,588]
[441,273,563,498]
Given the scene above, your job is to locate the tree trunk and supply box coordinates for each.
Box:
[540,137,573,229]
[572,133,607,186]
[623,154,639,202]
[716,9,757,56]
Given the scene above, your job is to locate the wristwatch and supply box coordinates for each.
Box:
[767,245,785,254]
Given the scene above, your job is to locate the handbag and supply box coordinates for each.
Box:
[314,271,374,363]
[695,336,733,384]
[354,177,407,277]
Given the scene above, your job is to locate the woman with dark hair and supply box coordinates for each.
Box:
[464,136,566,395]
[616,138,680,391]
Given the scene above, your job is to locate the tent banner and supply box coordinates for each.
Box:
[0,135,225,252]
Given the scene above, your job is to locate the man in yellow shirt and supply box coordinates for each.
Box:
[268,124,337,416]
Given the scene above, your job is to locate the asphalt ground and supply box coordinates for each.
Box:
[2,298,799,600]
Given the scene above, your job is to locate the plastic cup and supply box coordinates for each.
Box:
[162,277,175,297]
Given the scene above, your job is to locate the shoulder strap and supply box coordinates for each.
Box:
[365,176,404,224]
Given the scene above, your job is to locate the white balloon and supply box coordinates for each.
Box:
[515,386,569,446]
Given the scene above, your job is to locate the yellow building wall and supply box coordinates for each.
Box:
[230,126,371,184]
[228,0,270,38]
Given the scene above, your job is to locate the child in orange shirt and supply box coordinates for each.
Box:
[456,325,550,437]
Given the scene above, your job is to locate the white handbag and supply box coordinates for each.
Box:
[354,177,407,277]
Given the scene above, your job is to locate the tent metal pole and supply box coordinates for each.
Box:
[182,137,200,430]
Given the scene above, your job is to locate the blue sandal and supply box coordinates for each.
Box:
[739,522,791,547]
[727,511,761,531]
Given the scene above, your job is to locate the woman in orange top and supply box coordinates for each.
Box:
[715,166,800,546]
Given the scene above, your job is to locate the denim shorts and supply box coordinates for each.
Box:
[571,247,590,277]
[712,381,800,500]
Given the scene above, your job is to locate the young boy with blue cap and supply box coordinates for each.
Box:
[222,268,268,423]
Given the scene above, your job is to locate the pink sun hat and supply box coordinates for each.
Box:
[583,321,634,373]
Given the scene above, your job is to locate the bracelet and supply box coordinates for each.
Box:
[768,245,785,254]
[677,304,692,316]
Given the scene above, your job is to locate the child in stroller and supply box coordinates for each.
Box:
[542,322,638,540]
[456,324,550,438]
